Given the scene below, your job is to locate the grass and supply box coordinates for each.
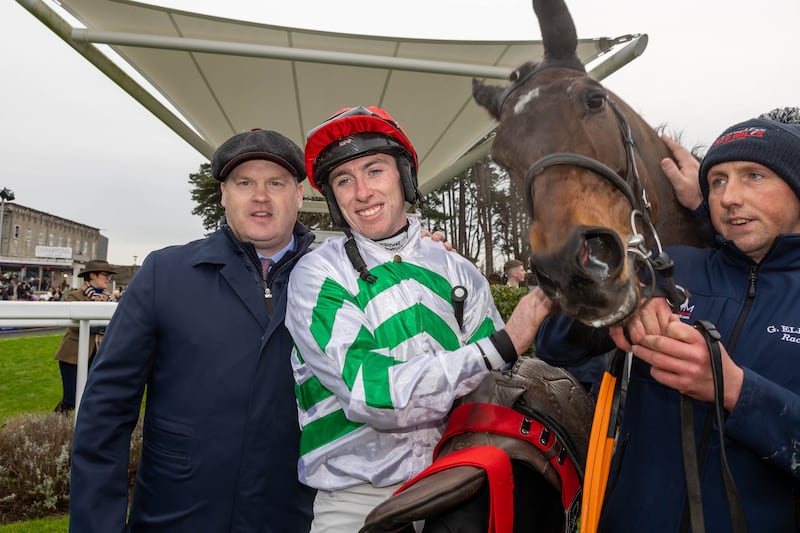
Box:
[0,331,145,531]
[0,515,68,532]
[0,333,63,425]
[0,332,68,531]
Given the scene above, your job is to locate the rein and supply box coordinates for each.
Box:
[681,320,747,533]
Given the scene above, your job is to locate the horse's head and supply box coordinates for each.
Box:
[473,0,700,327]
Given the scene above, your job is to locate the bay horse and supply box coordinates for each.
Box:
[473,0,703,328]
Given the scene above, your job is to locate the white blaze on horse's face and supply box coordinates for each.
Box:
[513,87,540,115]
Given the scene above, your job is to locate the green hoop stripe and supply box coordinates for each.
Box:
[374,303,460,351]
[299,408,363,456]
[295,372,332,412]
[309,277,356,352]
[469,316,498,343]
[309,261,459,352]
[342,325,398,408]
[354,261,456,305]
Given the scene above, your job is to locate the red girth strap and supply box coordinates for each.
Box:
[436,402,581,510]
[394,445,514,533]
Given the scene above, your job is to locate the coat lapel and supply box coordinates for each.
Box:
[195,230,269,329]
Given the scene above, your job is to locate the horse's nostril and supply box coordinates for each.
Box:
[580,233,622,280]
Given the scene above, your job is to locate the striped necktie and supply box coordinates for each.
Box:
[259,257,273,281]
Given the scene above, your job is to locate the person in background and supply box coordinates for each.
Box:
[5,274,18,300]
[49,286,63,302]
[69,129,316,532]
[52,259,115,413]
[536,107,800,531]
[112,286,124,301]
[15,279,31,301]
[287,105,555,532]
[503,258,527,288]
[0,275,13,300]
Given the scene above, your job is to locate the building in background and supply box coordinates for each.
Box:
[0,202,109,293]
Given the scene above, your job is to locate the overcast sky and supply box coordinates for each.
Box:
[3,0,798,265]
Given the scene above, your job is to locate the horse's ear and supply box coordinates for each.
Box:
[472,78,504,121]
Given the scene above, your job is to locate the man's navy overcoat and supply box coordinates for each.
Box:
[70,223,315,532]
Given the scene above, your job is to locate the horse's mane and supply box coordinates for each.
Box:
[655,125,705,162]
[656,106,800,164]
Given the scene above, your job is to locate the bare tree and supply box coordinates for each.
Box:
[474,159,495,274]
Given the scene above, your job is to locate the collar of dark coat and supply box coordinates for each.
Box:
[713,232,800,270]
[217,221,315,274]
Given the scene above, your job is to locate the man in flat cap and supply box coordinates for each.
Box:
[70,129,316,532]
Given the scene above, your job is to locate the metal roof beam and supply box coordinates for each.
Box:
[588,34,648,81]
[71,29,517,80]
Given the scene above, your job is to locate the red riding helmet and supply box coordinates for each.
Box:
[305,106,421,227]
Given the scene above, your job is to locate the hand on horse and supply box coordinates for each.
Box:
[504,287,556,355]
[609,297,673,351]
[618,312,744,411]
[660,134,703,211]
[420,228,453,251]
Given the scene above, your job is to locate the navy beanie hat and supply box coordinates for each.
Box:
[211,129,306,182]
[699,116,800,203]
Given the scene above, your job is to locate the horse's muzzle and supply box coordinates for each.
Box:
[531,226,638,326]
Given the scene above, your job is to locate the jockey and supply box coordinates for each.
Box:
[286,105,555,532]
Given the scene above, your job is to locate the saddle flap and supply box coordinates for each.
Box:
[362,358,594,532]
[360,465,486,532]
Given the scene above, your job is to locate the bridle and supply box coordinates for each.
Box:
[521,95,686,309]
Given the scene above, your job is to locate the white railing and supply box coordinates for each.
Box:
[0,301,118,419]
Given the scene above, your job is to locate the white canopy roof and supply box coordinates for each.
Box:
[17,0,647,212]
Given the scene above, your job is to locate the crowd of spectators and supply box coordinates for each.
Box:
[0,273,120,301]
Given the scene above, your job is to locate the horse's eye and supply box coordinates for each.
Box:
[586,92,606,111]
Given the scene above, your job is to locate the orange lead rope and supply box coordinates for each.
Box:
[580,350,628,533]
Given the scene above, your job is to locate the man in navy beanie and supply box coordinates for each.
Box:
[537,107,800,531]
[699,107,800,204]
[70,129,316,532]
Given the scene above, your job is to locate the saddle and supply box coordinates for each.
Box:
[361,357,595,533]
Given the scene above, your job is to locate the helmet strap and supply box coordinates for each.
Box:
[321,184,346,228]
[343,228,377,284]
[397,154,419,204]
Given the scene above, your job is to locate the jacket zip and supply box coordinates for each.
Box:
[263,282,273,317]
[729,264,758,349]
[263,251,307,318]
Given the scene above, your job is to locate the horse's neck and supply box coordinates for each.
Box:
[637,134,705,248]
